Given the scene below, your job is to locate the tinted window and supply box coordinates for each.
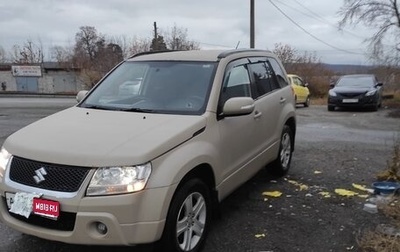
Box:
[248,61,280,98]
[268,58,289,87]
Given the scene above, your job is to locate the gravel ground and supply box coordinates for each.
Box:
[0,99,399,252]
[203,105,400,252]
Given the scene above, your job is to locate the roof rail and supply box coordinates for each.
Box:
[128,50,181,59]
[217,49,271,59]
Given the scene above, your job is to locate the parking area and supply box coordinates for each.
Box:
[0,97,399,251]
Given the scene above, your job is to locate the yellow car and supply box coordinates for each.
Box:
[287,74,310,107]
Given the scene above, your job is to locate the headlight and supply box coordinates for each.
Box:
[328,90,337,97]
[366,90,377,96]
[86,163,152,196]
[0,147,11,180]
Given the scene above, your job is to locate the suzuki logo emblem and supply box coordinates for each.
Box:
[33,167,47,184]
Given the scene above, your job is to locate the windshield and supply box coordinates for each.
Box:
[336,76,375,88]
[81,61,217,115]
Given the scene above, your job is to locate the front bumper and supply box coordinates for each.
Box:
[328,95,378,108]
[0,184,175,245]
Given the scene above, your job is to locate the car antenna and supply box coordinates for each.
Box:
[235,41,240,49]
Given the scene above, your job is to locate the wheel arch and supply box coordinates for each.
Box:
[285,116,296,151]
[173,164,219,217]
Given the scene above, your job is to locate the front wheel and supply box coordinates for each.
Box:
[161,178,211,252]
[304,96,310,107]
[269,125,293,176]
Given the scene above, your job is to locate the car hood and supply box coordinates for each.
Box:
[332,86,374,94]
[4,107,207,167]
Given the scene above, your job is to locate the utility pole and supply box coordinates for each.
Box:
[250,0,255,48]
[153,22,158,50]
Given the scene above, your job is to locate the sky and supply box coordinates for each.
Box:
[0,0,378,65]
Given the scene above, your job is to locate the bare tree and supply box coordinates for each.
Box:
[74,26,102,62]
[338,0,400,65]
[0,46,7,63]
[128,36,152,56]
[164,24,200,50]
[72,26,124,87]
[51,45,73,63]
[110,35,131,59]
[272,43,300,64]
[273,43,333,97]
[11,39,44,64]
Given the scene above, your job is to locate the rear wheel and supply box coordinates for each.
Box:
[161,178,211,252]
[269,125,293,176]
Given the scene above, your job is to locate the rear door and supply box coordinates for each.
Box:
[247,57,285,159]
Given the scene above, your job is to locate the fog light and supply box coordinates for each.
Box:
[96,222,108,235]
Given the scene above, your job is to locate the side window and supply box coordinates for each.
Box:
[220,64,251,105]
[248,61,280,99]
[268,58,289,87]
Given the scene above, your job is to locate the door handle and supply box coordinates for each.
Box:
[254,111,262,119]
[280,98,286,104]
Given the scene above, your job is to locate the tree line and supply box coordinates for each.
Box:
[1,0,399,93]
[0,24,200,86]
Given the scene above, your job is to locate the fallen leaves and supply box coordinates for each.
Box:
[335,189,358,197]
[262,191,283,198]
[255,233,266,238]
[287,179,309,191]
[261,179,372,200]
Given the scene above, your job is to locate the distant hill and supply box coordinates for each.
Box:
[322,64,375,74]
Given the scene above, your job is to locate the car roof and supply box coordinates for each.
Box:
[127,49,274,62]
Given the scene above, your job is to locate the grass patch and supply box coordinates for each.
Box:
[377,140,400,181]
[358,228,400,252]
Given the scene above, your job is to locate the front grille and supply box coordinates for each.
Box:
[339,93,364,98]
[4,197,76,231]
[9,156,91,192]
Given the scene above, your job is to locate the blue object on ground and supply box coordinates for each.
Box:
[372,181,400,195]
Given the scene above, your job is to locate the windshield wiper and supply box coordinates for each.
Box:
[81,104,115,110]
[117,107,155,113]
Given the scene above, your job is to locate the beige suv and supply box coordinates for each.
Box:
[0,49,296,252]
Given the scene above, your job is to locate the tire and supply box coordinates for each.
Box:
[269,125,293,177]
[304,96,310,107]
[160,178,211,252]
[328,105,334,111]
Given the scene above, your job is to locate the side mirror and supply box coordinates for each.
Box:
[304,83,309,87]
[222,97,255,117]
[329,83,335,89]
[377,82,383,87]
[76,90,89,102]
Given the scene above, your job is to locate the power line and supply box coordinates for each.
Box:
[290,0,366,40]
[268,0,364,55]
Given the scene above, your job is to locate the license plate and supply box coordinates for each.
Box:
[33,198,60,219]
[342,98,358,103]
[6,192,59,219]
